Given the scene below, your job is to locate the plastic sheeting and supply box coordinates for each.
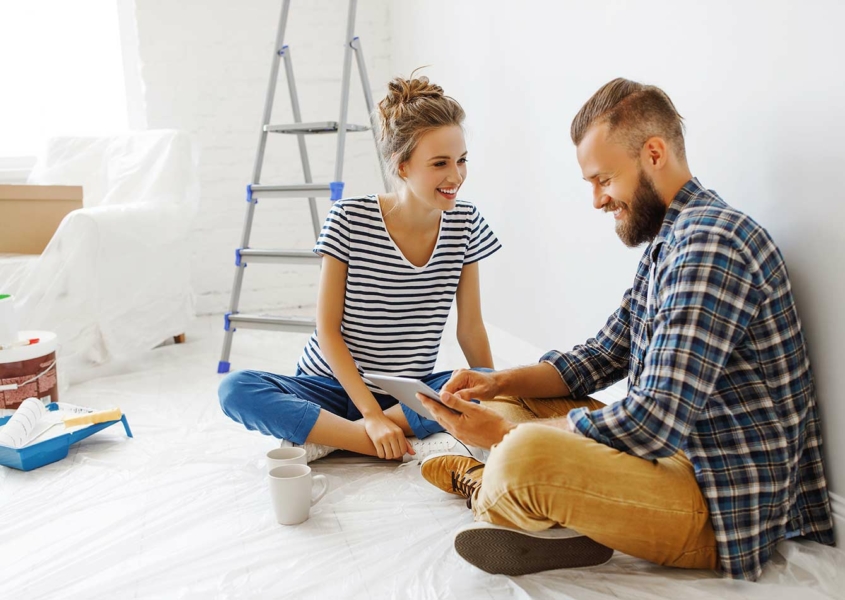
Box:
[1,318,843,599]
[2,130,199,382]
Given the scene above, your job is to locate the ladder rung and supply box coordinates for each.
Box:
[239,249,320,265]
[264,121,370,134]
[251,183,332,197]
[228,314,316,333]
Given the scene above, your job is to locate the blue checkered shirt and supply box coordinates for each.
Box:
[544,178,835,580]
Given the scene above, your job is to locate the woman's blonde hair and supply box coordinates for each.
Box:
[376,71,465,183]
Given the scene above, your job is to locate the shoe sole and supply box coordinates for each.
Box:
[317,450,389,464]
[454,527,613,575]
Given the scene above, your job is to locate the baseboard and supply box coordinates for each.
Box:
[830,492,845,546]
[484,321,546,370]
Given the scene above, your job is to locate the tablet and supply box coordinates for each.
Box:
[364,373,460,421]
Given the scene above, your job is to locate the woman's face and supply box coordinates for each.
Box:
[399,125,467,211]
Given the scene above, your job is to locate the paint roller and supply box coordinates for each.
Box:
[63,408,123,428]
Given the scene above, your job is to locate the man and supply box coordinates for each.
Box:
[418,78,835,581]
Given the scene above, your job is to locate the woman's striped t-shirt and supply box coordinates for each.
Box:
[296,195,501,392]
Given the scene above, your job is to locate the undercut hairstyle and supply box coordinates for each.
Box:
[570,78,686,161]
[376,70,465,182]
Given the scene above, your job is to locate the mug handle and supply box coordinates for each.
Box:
[311,474,329,506]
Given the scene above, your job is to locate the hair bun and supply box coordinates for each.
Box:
[379,75,444,125]
[385,76,444,107]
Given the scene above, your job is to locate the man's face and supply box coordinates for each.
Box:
[576,123,667,247]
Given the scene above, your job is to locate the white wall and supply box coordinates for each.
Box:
[392,0,845,530]
[134,0,390,315]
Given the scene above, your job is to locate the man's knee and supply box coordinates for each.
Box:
[494,421,576,454]
[495,422,545,452]
[485,423,580,487]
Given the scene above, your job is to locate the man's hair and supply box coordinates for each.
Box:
[570,78,686,161]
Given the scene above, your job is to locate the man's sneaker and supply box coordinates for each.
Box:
[279,439,336,463]
[420,453,485,508]
[405,432,481,462]
[454,522,614,575]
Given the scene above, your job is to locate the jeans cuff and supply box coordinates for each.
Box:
[288,400,323,445]
[400,403,444,439]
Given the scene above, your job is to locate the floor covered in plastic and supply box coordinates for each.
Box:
[2,316,843,599]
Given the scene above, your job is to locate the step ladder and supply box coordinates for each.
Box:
[217,0,387,374]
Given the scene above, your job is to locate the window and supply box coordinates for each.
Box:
[0,0,130,168]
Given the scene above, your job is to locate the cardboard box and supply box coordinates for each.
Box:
[0,185,83,255]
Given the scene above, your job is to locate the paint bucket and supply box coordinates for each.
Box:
[0,331,59,412]
[0,295,17,347]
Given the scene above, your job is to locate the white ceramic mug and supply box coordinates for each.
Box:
[268,464,329,525]
[266,446,307,472]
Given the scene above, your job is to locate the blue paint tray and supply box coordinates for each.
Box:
[0,403,133,471]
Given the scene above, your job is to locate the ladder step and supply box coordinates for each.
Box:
[239,249,320,265]
[228,314,316,333]
[251,183,332,197]
[264,121,370,134]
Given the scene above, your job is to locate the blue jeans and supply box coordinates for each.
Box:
[218,368,455,444]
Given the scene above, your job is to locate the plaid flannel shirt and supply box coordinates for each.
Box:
[544,178,835,580]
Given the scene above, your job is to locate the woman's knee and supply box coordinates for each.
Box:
[218,369,264,417]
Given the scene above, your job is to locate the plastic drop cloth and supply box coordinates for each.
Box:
[2,130,199,382]
[0,321,843,600]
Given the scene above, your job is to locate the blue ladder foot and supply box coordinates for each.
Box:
[217,360,231,374]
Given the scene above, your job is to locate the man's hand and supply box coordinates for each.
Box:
[364,413,412,460]
[418,391,516,450]
[440,368,501,401]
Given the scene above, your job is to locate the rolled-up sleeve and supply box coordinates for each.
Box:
[313,203,351,263]
[569,232,760,459]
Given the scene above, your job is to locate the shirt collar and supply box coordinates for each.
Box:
[649,177,703,262]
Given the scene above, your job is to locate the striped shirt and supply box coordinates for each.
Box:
[297,196,501,391]
[546,178,835,580]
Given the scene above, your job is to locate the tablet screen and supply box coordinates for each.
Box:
[364,373,449,420]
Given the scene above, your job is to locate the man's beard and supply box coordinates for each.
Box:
[615,170,667,248]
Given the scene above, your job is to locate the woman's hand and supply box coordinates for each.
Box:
[364,413,412,460]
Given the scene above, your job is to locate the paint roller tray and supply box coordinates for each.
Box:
[0,403,133,471]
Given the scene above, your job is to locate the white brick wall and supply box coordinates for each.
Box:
[135,0,391,316]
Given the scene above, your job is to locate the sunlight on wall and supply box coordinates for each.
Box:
[0,0,128,157]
